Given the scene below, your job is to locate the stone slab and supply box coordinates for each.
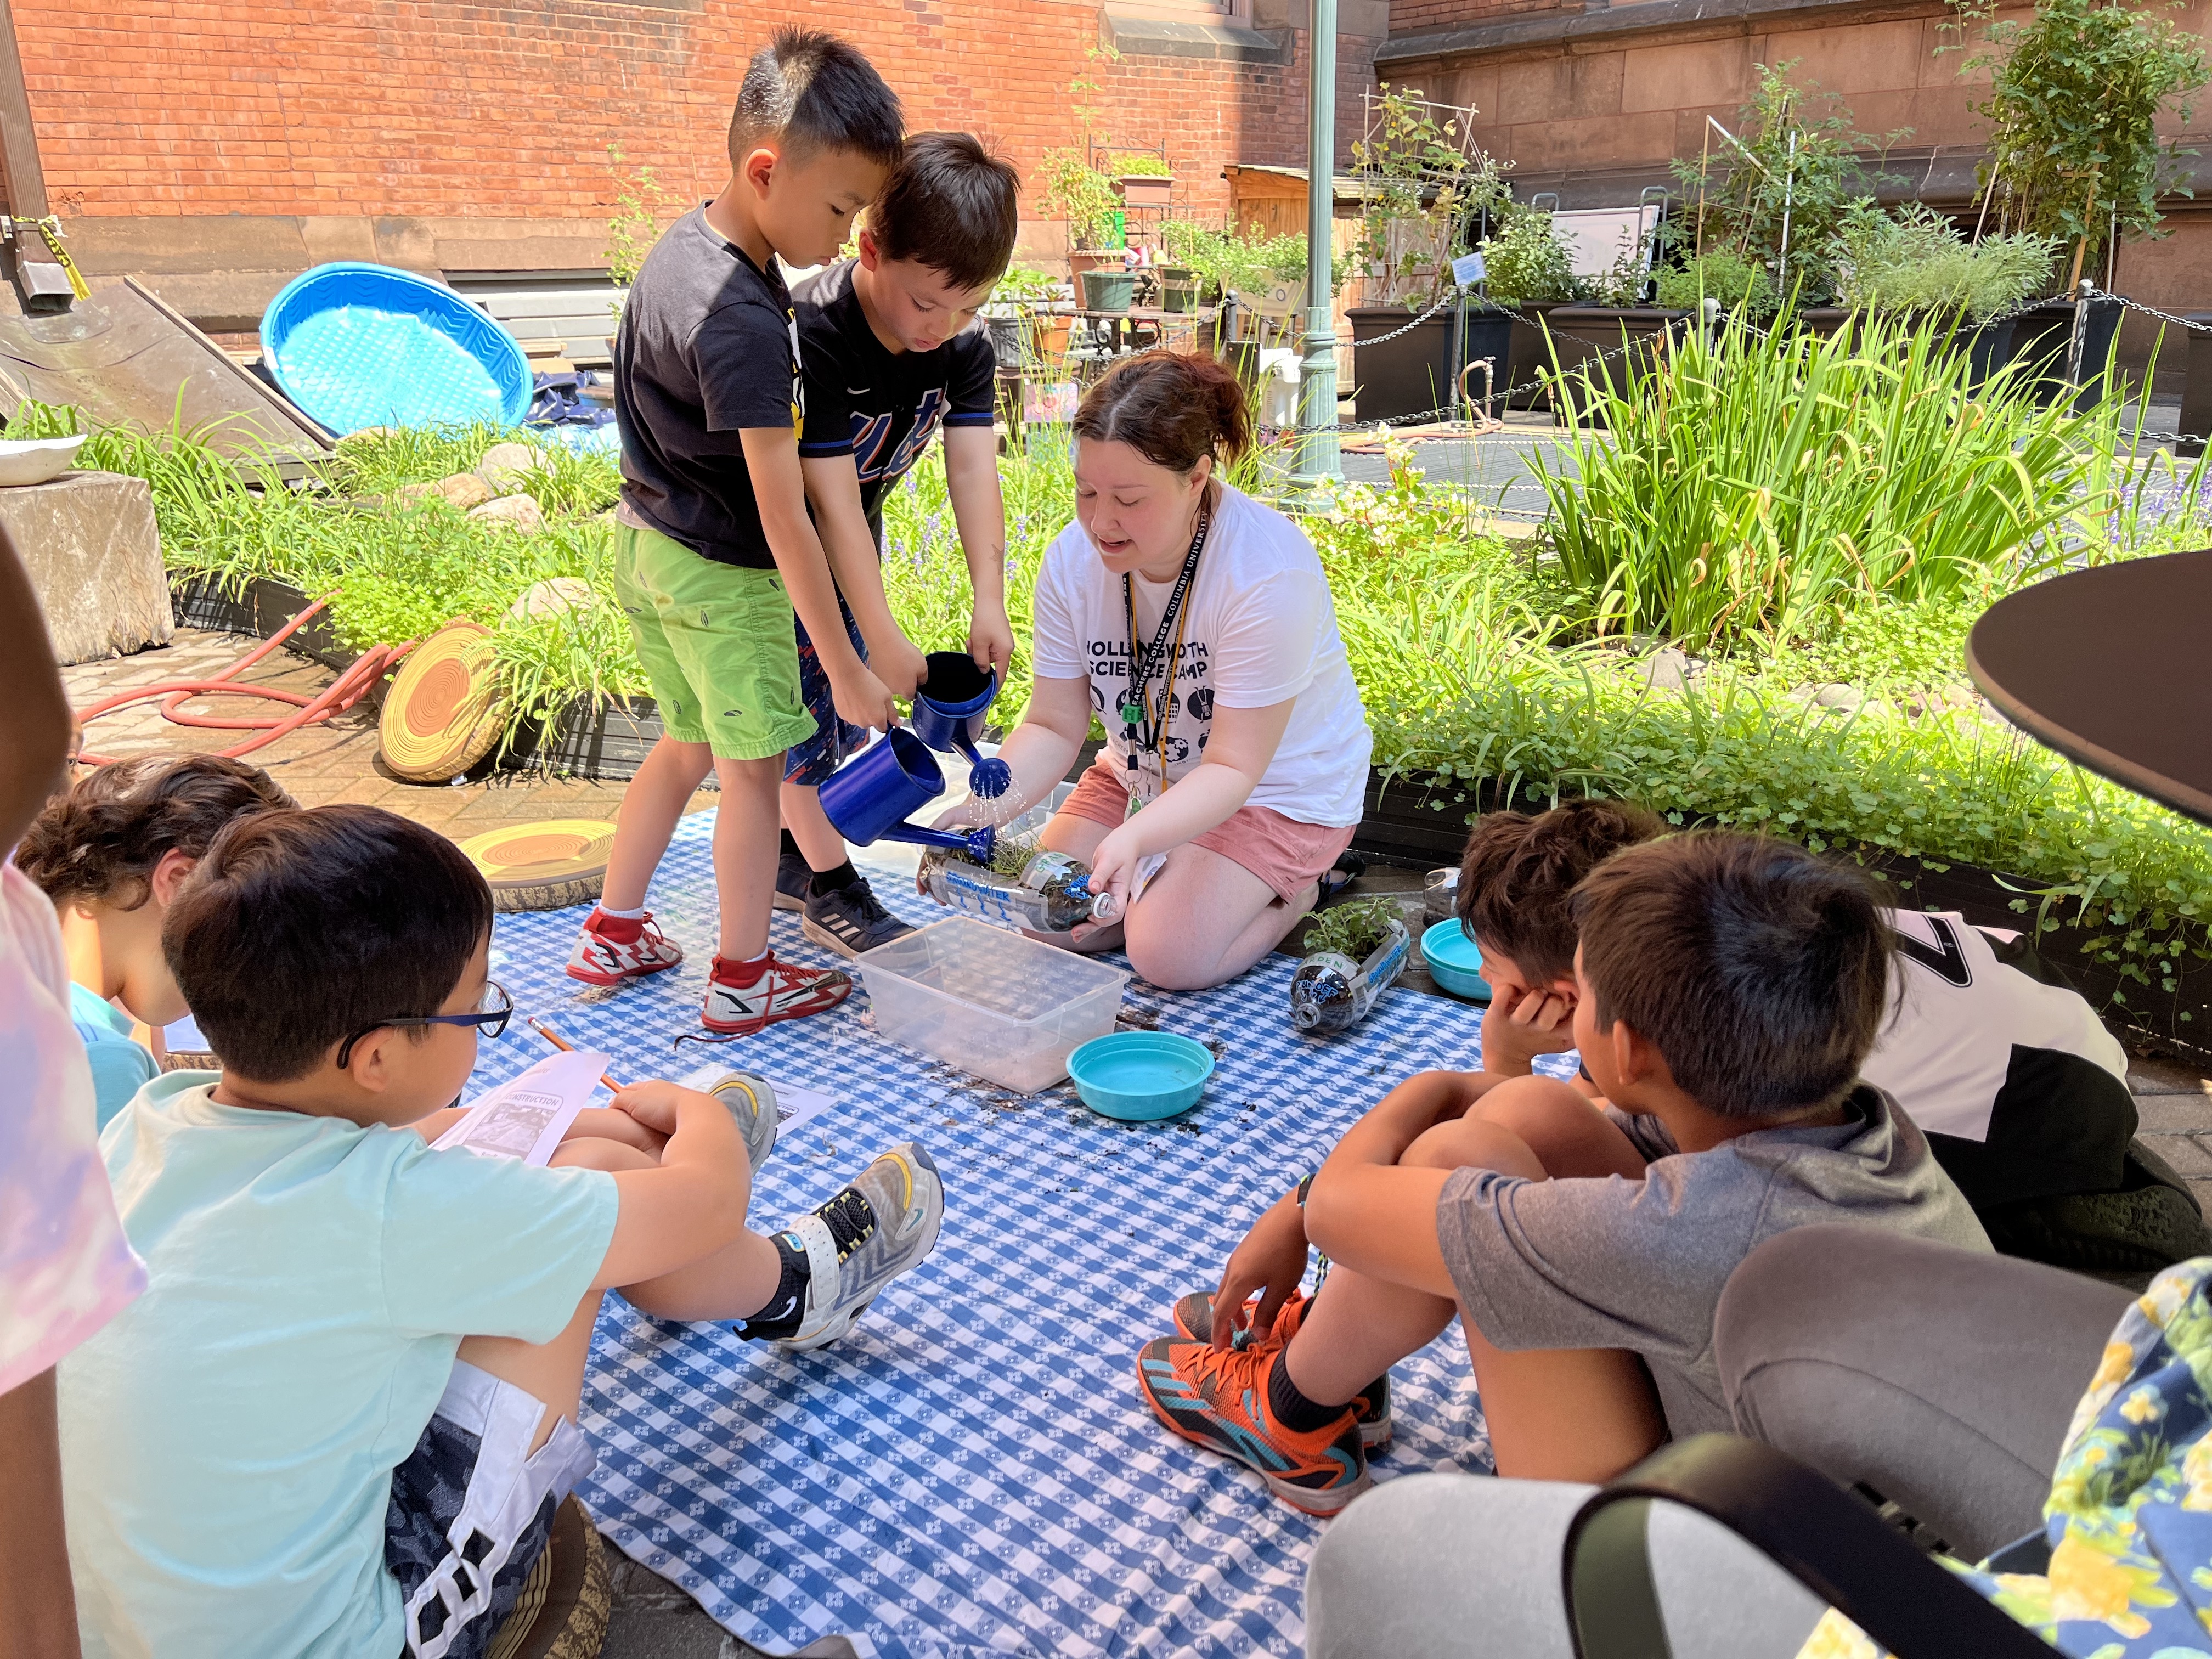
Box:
[9,470,170,665]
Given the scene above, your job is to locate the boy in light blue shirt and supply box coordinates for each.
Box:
[60,805,946,1658]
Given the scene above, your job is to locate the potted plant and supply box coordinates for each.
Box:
[1650,60,1901,352]
[1348,85,1513,424]
[1949,0,2208,408]
[1538,224,1695,426]
[1111,151,1173,210]
[984,266,1059,368]
[1479,203,1584,408]
[1831,200,2058,383]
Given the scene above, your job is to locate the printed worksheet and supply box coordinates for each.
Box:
[433,1048,608,1166]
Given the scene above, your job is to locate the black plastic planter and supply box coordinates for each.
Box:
[1504,301,1575,410]
[1350,768,2212,1062]
[1538,307,1691,426]
[1350,302,1515,424]
[2007,297,2125,410]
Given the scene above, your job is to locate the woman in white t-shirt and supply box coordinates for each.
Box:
[958,352,1373,990]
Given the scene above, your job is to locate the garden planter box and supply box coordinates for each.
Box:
[1066,249,1125,278]
[1119,176,1172,208]
[172,574,358,676]
[1539,308,1690,426]
[1349,768,2212,1063]
[1949,318,2018,388]
[1504,301,1575,411]
[2176,315,2212,458]
[1350,302,1516,425]
[1791,307,1852,340]
[168,573,681,783]
[2007,297,2126,410]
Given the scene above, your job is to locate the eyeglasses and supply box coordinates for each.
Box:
[335,980,514,1070]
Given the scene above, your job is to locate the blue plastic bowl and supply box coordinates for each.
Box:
[1067,1030,1215,1122]
[1420,919,1492,1002]
[261,262,532,436]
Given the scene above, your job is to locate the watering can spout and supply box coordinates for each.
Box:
[877,821,998,863]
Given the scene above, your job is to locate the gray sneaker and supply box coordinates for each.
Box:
[772,1141,944,1352]
[801,874,917,959]
[706,1070,778,1173]
[774,848,812,912]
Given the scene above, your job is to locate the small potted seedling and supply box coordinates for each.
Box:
[1290,896,1412,1035]
[1114,152,1173,210]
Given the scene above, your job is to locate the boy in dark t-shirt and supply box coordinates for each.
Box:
[567,30,904,1036]
[776,133,1021,957]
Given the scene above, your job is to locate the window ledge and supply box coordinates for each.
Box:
[1103,14,1291,61]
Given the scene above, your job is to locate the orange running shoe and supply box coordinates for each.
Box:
[1134,1336,1369,1516]
[1169,1289,1392,1449]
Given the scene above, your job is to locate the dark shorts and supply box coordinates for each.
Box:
[386,1362,596,1659]
[786,595,871,787]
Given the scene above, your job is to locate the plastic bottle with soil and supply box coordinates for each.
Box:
[919,847,1099,932]
[1290,918,1412,1034]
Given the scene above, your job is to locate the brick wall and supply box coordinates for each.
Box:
[16,0,1373,238]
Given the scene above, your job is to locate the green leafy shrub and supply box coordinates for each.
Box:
[1950,0,2208,270]
[1669,61,1902,302]
[1480,205,1583,306]
[1831,201,2057,321]
[1109,152,1171,178]
[1653,250,1778,320]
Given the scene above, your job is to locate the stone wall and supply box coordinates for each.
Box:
[1377,0,2212,385]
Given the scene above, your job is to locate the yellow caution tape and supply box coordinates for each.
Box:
[32,217,89,301]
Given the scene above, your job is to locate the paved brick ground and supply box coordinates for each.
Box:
[59,628,2212,1657]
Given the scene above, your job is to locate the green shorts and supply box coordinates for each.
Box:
[613,520,816,760]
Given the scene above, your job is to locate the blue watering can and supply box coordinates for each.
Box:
[909,651,1012,799]
[818,727,997,862]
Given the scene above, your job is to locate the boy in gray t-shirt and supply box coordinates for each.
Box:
[1135,832,1988,1515]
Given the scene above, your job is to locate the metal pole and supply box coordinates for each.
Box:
[1290,0,1342,495]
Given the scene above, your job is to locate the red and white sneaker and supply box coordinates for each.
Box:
[701,952,851,1035]
[565,910,685,986]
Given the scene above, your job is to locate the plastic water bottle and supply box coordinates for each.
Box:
[1290,921,1412,1034]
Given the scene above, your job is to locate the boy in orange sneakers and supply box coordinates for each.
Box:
[567,29,902,1035]
[1135,833,1987,1511]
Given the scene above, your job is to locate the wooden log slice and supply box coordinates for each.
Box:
[379,619,509,782]
[457,819,617,912]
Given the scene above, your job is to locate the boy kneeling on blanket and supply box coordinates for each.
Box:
[1136,831,1987,1512]
[59,805,944,1659]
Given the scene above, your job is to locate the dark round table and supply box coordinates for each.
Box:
[1966,548,2212,827]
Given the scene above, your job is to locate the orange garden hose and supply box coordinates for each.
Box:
[74,599,415,767]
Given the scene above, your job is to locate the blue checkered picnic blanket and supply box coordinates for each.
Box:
[480,814,1573,1658]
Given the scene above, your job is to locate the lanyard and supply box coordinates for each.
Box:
[1119,499,1211,769]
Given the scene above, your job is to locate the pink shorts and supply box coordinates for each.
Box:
[1058,756,1358,905]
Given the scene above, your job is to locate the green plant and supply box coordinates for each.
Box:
[1352,84,1506,309]
[1037,47,1127,250]
[1583,228,1657,309]
[1653,249,1779,320]
[1304,896,1400,960]
[1109,151,1171,178]
[1671,62,1903,303]
[1831,200,2058,321]
[1533,311,2125,652]
[1949,0,2208,280]
[991,266,1059,304]
[603,146,680,307]
[1160,222,1344,301]
[1040,149,1121,249]
[1479,204,1583,306]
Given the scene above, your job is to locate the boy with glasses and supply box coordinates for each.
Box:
[59,805,944,1658]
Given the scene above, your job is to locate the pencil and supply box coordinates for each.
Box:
[528,1017,625,1092]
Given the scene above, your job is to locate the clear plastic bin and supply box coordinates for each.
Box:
[850,916,1128,1093]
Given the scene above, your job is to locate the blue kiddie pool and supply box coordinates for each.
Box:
[1067,1030,1215,1122]
[261,262,532,436]
[1420,919,1492,1002]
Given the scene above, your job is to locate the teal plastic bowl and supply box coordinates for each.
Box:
[1067,1030,1214,1121]
[1421,919,1492,1002]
